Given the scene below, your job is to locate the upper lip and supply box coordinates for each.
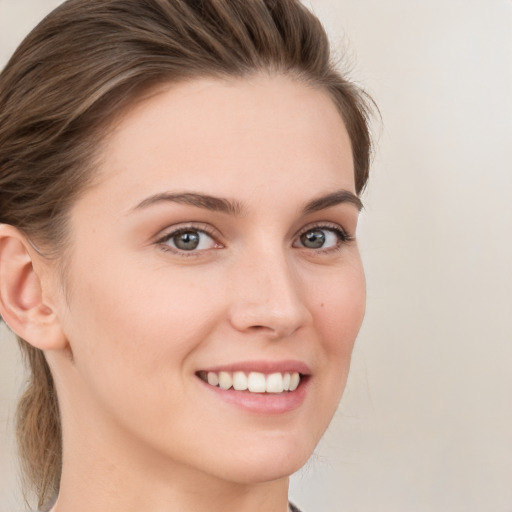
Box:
[197,360,311,375]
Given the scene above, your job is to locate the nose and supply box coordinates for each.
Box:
[228,250,312,339]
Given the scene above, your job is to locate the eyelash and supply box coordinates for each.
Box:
[295,222,354,253]
[155,222,353,256]
[155,223,221,257]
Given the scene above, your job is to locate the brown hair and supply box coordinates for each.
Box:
[0,0,373,508]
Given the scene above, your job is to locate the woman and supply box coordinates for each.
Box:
[0,1,373,511]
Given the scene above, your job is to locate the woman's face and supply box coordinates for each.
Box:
[52,74,365,484]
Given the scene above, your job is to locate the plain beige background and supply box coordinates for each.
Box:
[1,1,511,511]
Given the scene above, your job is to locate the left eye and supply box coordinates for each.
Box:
[295,227,345,250]
[162,229,218,251]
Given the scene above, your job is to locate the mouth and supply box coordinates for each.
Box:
[196,370,304,394]
[194,361,311,413]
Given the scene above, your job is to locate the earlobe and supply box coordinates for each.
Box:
[0,224,67,351]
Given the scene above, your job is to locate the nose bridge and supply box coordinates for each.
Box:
[228,243,311,337]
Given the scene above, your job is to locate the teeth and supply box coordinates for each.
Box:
[218,371,232,390]
[233,371,248,391]
[283,373,291,391]
[266,373,284,393]
[289,372,300,391]
[207,372,219,386]
[248,372,267,392]
[201,370,302,393]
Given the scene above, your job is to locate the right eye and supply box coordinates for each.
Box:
[158,228,220,253]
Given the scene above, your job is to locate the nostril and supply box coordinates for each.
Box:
[249,325,271,332]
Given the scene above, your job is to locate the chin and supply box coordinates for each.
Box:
[204,433,317,485]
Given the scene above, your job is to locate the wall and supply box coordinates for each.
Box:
[1,1,511,511]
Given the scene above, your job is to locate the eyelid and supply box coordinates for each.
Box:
[293,221,354,249]
[295,221,351,238]
[153,220,353,256]
[154,222,224,254]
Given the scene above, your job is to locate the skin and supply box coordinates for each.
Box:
[12,74,366,512]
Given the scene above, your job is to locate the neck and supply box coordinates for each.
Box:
[54,457,290,512]
[53,413,290,512]
[54,480,290,512]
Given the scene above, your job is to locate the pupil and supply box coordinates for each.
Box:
[302,230,325,248]
[174,231,200,250]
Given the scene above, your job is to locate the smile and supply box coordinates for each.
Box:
[198,371,301,393]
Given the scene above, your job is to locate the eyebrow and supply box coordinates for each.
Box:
[131,192,244,215]
[302,190,363,214]
[131,189,362,215]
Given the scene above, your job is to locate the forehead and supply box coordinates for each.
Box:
[84,74,355,213]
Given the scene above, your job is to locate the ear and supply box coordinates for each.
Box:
[0,224,67,350]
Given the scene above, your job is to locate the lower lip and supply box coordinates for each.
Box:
[198,377,309,414]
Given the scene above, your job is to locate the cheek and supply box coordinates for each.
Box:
[315,262,366,351]
[60,255,222,399]
[310,261,365,401]
[57,263,227,447]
